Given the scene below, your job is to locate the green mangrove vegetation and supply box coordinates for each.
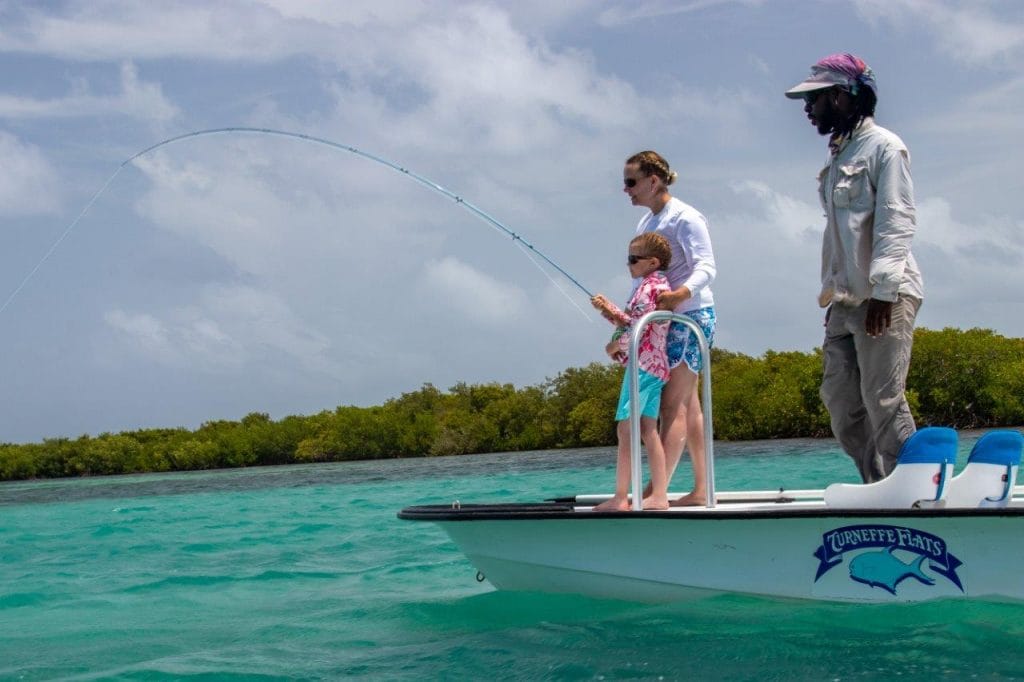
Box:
[1,327,1022,481]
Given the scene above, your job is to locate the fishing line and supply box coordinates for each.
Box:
[1,167,129,315]
[512,240,591,317]
[0,127,594,318]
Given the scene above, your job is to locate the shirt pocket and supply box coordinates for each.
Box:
[832,163,869,209]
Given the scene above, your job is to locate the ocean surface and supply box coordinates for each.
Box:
[2,433,1023,680]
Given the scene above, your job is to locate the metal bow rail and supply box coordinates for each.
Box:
[626,311,715,511]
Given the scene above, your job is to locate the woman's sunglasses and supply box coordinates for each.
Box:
[623,177,640,188]
[627,254,651,265]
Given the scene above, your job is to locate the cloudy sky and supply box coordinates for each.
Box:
[0,0,1021,443]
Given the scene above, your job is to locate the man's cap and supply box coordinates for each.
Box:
[785,53,877,99]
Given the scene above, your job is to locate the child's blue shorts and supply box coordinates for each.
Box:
[615,368,665,421]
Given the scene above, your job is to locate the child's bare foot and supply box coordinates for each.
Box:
[642,495,670,511]
[592,496,631,512]
[669,491,708,507]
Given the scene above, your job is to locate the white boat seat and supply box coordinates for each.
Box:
[824,427,958,509]
[943,430,1024,508]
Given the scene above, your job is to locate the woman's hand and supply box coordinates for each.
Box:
[657,287,691,311]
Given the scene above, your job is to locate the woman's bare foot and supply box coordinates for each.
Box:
[642,495,670,511]
[593,496,631,512]
[669,491,707,507]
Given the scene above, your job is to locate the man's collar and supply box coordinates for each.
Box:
[829,116,875,155]
[851,116,875,137]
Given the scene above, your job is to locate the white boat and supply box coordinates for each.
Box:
[399,312,1024,603]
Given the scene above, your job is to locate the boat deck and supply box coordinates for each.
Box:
[399,489,1024,521]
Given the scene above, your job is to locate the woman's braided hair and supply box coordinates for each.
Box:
[626,150,677,187]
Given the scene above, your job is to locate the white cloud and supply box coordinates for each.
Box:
[855,0,1024,65]
[709,181,825,353]
[0,132,60,215]
[421,256,530,327]
[200,285,338,370]
[130,149,294,276]
[727,180,823,241]
[0,3,299,61]
[105,284,343,376]
[104,304,249,371]
[748,54,772,77]
[910,196,1024,333]
[0,0,595,63]
[104,309,183,365]
[255,0,432,27]
[376,5,639,152]
[0,1,743,148]
[0,62,177,121]
[916,196,1022,260]
[126,132,452,290]
[598,0,764,26]
[915,76,1024,137]
[0,1,749,163]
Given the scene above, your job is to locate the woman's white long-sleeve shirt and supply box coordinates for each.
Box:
[635,197,716,313]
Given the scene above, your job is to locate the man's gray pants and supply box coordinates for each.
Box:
[820,296,921,483]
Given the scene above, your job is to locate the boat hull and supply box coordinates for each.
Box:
[400,503,1024,603]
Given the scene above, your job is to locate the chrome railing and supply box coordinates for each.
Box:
[626,311,715,511]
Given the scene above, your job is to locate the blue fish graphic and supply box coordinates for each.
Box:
[848,546,935,595]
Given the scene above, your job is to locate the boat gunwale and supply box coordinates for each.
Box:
[397,502,1024,521]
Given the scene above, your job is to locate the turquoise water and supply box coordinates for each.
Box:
[2,435,1023,680]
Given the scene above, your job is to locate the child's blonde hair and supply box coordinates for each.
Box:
[630,232,672,271]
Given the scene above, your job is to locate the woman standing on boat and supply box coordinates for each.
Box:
[622,151,717,506]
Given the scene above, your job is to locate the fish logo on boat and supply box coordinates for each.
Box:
[848,547,934,595]
[813,524,964,595]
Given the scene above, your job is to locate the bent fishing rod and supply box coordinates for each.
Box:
[1,127,593,316]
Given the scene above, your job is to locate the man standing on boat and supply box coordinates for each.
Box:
[785,54,923,483]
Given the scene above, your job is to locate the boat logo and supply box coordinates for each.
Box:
[813,524,964,595]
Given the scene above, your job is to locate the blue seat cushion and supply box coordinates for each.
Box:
[896,426,958,465]
[967,430,1024,467]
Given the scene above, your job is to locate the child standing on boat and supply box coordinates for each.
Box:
[590,232,673,511]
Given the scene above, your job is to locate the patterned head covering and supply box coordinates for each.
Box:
[785,53,877,99]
